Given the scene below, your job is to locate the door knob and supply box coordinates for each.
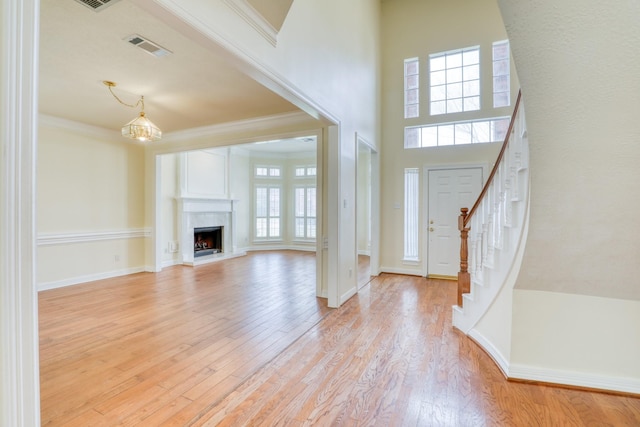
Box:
[429,227,434,232]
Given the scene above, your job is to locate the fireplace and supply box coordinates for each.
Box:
[194,226,223,258]
[178,197,244,266]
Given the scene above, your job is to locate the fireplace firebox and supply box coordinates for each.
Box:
[194,226,223,258]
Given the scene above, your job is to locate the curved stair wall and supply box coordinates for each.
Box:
[452,96,530,372]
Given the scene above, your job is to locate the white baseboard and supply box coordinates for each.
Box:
[340,286,357,305]
[245,245,316,252]
[161,258,183,269]
[38,266,146,292]
[379,266,423,276]
[508,363,640,395]
[467,329,509,378]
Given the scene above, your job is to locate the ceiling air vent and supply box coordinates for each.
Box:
[73,0,121,12]
[124,34,172,58]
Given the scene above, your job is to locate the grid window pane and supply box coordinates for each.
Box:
[430,70,446,86]
[446,82,462,99]
[405,105,418,118]
[406,88,419,104]
[307,218,316,238]
[404,58,420,119]
[405,127,420,148]
[307,188,316,217]
[430,55,446,71]
[430,46,480,115]
[463,49,480,65]
[464,80,480,97]
[439,125,455,146]
[493,40,511,107]
[256,167,268,176]
[294,186,317,240]
[269,188,280,216]
[431,85,446,102]
[307,167,316,176]
[455,123,472,145]
[404,116,510,148]
[295,188,305,216]
[404,168,419,261]
[405,59,418,75]
[431,100,446,115]
[295,218,305,238]
[447,98,463,113]
[472,121,491,143]
[269,218,280,237]
[463,96,480,111]
[494,92,510,108]
[256,218,267,237]
[422,126,438,147]
[406,74,419,89]
[256,188,267,216]
[493,118,510,141]
[446,52,462,68]
[269,167,280,177]
[295,167,305,176]
[446,67,462,83]
[463,64,480,81]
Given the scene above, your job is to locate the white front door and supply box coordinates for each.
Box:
[427,167,483,278]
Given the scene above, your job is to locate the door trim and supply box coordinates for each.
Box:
[422,163,488,278]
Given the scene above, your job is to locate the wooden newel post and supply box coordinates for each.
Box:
[457,208,470,307]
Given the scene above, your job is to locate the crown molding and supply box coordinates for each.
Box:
[222,0,278,47]
[161,111,315,143]
[38,114,131,142]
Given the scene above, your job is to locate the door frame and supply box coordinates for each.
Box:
[422,163,488,278]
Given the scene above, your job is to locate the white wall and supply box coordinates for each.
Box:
[510,290,640,393]
[160,152,179,267]
[229,147,251,250]
[380,0,518,274]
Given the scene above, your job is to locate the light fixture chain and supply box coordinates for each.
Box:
[105,81,143,110]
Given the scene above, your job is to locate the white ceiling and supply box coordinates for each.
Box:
[39,0,302,138]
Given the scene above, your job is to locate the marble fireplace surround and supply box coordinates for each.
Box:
[177,197,244,265]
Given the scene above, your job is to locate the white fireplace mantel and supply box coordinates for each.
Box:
[176,197,243,265]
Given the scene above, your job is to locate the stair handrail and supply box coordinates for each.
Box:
[457,90,522,306]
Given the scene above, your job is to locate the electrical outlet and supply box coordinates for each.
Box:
[114,255,120,262]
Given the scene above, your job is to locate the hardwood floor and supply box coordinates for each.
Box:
[39,251,640,426]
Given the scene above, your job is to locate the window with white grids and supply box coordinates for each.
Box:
[255,165,281,178]
[493,40,510,108]
[294,166,317,177]
[404,168,420,261]
[429,46,480,115]
[404,58,420,119]
[404,116,510,148]
[294,186,316,240]
[255,186,281,239]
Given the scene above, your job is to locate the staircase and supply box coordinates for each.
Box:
[452,92,530,334]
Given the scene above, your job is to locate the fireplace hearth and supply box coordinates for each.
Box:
[194,226,223,258]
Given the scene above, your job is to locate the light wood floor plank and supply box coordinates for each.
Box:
[39,250,640,426]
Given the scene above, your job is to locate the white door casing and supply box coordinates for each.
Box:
[426,167,483,278]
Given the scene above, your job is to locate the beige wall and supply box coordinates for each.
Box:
[380,0,518,273]
[37,122,147,288]
[499,0,640,302]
